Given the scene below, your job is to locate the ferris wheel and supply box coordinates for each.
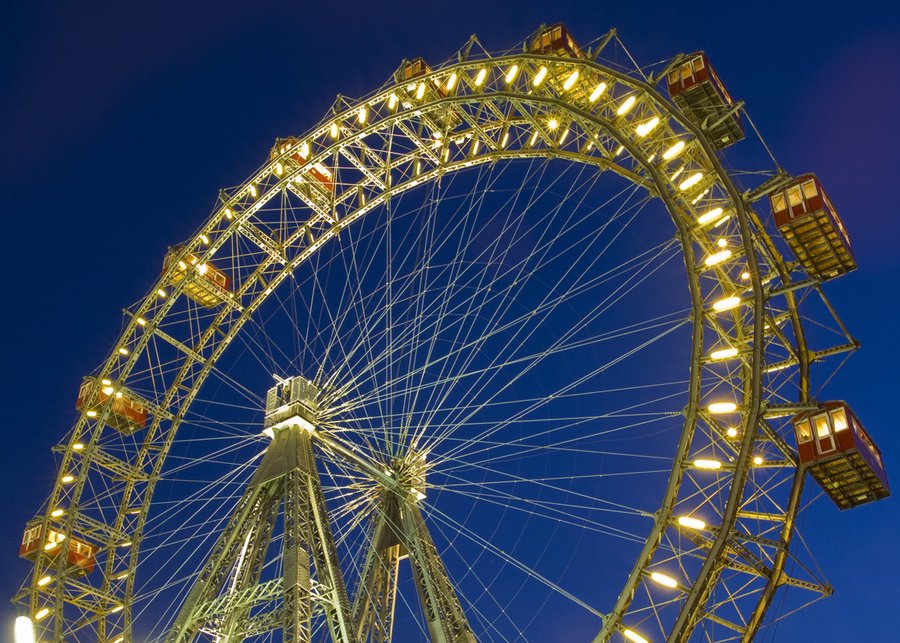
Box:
[14,24,890,643]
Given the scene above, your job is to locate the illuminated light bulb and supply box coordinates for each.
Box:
[274,162,283,176]
[662,140,685,160]
[110,605,124,613]
[547,118,559,131]
[433,131,442,140]
[533,65,548,86]
[157,289,167,298]
[118,347,129,356]
[37,575,52,586]
[388,93,398,109]
[72,443,84,450]
[329,122,339,139]
[415,82,426,100]
[717,237,728,248]
[704,249,732,267]
[446,71,458,91]
[529,131,540,146]
[691,187,710,205]
[474,68,487,86]
[616,95,637,115]
[357,106,367,124]
[50,508,65,517]
[713,214,731,227]
[505,64,519,84]
[101,378,111,385]
[44,541,59,551]
[136,317,146,326]
[298,140,310,158]
[224,208,233,219]
[471,140,480,155]
[199,234,210,245]
[501,131,509,148]
[34,608,50,621]
[589,82,607,102]
[177,260,187,270]
[85,410,97,418]
[697,207,724,225]
[726,426,739,438]
[623,628,649,643]
[197,263,208,275]
[102,385,115,395]
[649,571,678,588]
[678,172,704,191]
[614,145,625,156]
[14,616,35,643]
[647,153,656,162]
[741,271,750,280]
[710,347,738,360]
[753,456,764,465]
[248,184,257,198]
[115,571,129,580]
[677,515,706,530]
[558,129,569,145]
[61,475,74,483]
[118,541,132,548]
[670,167,684,182]
[708,401,738,414]
[563,69,579,90]
[635,116,660,137]
[712,296,741,312]
[693,459,722,470]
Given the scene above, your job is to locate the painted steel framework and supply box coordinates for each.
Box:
[14,26,857,643]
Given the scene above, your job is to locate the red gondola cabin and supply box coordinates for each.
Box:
[528,24,586,59]
[270,138,335,191]
[163,247,232,308]
[667,53,744,149]
[398,57,442,89]
[769,174,856,280]
[792,402,889,509]
[20,521,97,575]
[394,58,460,132]
[76,376,148,434]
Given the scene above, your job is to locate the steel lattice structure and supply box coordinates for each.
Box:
[14,26,859,643]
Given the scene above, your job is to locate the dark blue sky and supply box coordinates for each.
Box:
[2,1,898,640]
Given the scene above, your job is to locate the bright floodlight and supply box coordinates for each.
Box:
[15,616,35,643]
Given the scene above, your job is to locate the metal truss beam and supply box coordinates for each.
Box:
[166,426,353,643]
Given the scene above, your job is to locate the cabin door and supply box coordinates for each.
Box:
[812,413,837,457]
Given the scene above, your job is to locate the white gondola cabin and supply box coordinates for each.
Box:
[163,247,232,308]
[667,52,744,149]
[76,376,148,434]
[769,174,856,280]
[793,402,889,509]
[20,521,97,575]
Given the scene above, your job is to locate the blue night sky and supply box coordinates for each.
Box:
[1,1,898,640]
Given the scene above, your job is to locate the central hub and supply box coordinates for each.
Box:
[391,451,428,501]
[264,376,318,433]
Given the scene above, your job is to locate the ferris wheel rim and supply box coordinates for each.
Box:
[21,40,816,643]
